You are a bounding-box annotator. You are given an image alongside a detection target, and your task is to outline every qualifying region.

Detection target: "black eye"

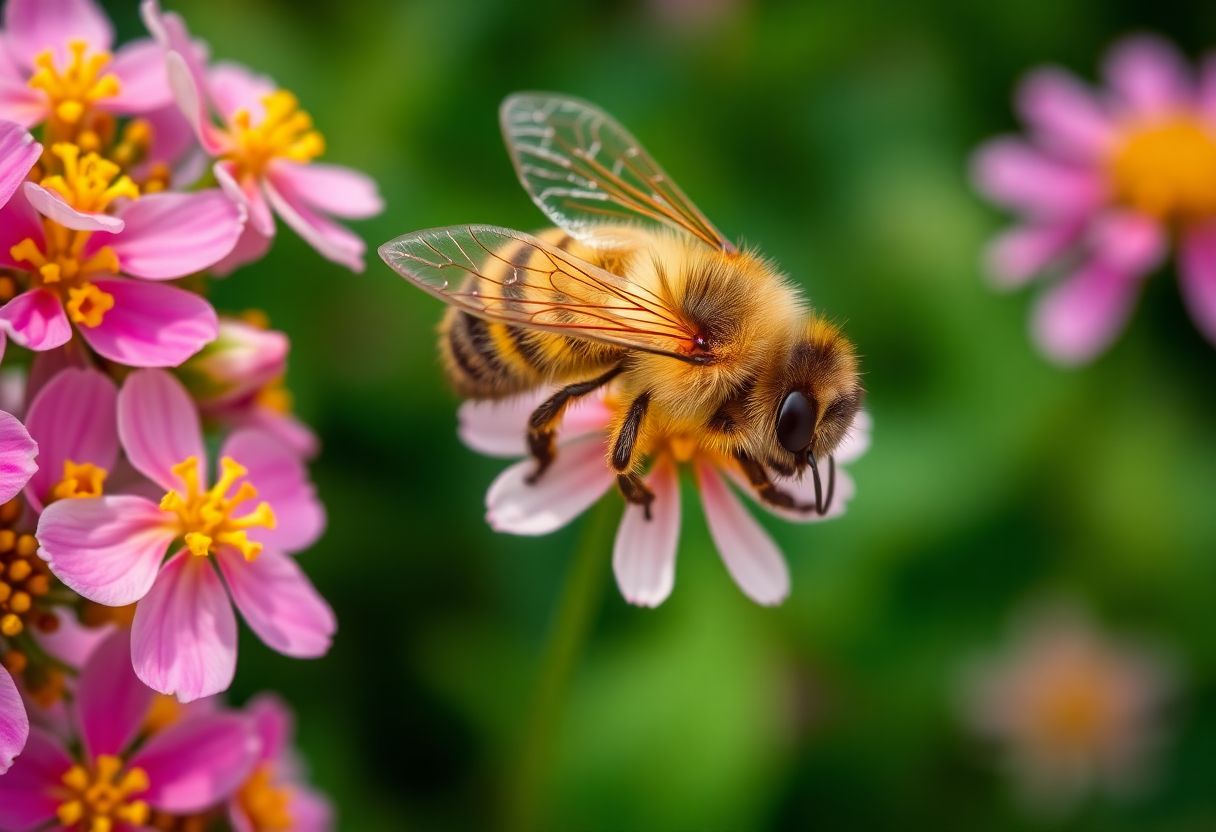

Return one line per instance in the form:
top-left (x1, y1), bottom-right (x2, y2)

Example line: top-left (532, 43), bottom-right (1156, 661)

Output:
top-left (776, 391), bottom-right (816, 453)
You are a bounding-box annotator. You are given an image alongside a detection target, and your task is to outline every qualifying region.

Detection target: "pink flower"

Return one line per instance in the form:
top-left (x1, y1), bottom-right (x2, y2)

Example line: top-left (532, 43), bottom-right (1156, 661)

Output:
top-left (960, 603), bottom-right (1176, 814)
top-left (229, 695), bottom-right (333, 832)
top-left (0, 407), bottom-right (37, 774)
top-left (0, 142), bottom-right (243, 366)
top-left (0, 119), bottom-right (40, 208)
top-left (36, 369), bottom-right (333, 702)
top-left (141, 1), bottom-right (383, 273)
top-left (0, 663), bottom-right (26, 775)
top-left (459, 388), bottom-right (871, 607)
top-left (0, 0), bottom-right (174, 129)
top-left (974, 35), bottom-right (1216, 364)
top-left (0, 630), bottom-right (260, 830)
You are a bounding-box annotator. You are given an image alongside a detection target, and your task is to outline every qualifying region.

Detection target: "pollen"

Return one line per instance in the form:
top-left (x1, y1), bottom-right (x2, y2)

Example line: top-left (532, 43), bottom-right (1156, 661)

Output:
top-left (236, 763), bottom-right (294, 831)
top-left (0, 502), bottom-right (55, 640)
top-left (65, 283), bottom-right (116, 328)
top-left (51, 460), bottom-right (108, 501)
top-left (1109, 115), bottom-right (1216, 223)
top-left (28, 39), bottom-right (121, 127)
top-left (160, 456), bottom-right (277, 561)
top-left (227, 89), bottom-right (325, 180)
top-left (57, 754), bottom-right (151, 832)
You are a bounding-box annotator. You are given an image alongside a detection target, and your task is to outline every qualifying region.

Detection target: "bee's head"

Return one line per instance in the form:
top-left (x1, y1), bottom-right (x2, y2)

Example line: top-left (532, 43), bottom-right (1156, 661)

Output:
top-left (762, 319), bottom-right (862, 473)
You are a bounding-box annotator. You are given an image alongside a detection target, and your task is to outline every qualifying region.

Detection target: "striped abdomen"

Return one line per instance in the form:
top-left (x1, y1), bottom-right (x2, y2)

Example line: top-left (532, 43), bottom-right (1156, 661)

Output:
top-left (439, 229), bottom-right (626, 399)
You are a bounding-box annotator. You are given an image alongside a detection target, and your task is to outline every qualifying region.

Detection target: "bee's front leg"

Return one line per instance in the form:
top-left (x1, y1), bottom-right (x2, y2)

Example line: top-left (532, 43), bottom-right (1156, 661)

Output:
top-left (611, 390), bottom-right (654, 520)
top-left (734, 451), bottom-right (819, 515)
top-left (525, 365), bottom-right (623, 484)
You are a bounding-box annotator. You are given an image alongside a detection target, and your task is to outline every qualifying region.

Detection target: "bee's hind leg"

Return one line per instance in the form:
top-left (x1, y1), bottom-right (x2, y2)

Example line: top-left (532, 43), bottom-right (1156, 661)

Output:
top-left (525, 365), bottom-right (623, 484)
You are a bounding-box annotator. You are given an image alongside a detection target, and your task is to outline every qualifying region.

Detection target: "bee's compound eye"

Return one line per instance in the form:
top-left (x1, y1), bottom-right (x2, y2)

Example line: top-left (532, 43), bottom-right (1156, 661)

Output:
top-left (776, 391), bottom-right (816, 454)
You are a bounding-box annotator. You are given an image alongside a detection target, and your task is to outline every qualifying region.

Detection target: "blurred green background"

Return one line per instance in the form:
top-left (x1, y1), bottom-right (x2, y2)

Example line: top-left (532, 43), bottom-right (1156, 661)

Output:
top-left (106, 1), bottom-right (1216, 829)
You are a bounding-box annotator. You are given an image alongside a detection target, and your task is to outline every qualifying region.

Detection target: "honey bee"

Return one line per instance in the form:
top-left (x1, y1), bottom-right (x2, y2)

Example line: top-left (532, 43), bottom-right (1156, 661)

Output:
top-left (380, 93), bottom-right (862, 517)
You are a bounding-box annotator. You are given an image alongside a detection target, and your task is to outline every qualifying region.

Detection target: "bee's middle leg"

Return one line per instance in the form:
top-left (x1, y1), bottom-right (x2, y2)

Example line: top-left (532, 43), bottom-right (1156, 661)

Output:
top-left (612, 391), bottom-right (654, 520)
top-left (526, 364), bottom-right (623, 484)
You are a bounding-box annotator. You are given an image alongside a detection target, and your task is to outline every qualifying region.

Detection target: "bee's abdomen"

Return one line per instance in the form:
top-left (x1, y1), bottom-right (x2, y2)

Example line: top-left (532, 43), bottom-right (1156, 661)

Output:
top-left (438, 230), bottom-right (620, 399)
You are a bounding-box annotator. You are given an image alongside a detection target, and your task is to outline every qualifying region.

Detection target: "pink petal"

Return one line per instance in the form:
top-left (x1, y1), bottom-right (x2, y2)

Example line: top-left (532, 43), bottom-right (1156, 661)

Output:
top-left (0, 289), bottom-right (71, 352)
top-left (23, 181), bottom-right (124, 232)
top-left (35, 610), bottom-right (112, 668)
top-left (245, 693), bottom-right (293, 763)
top-left (458, 389), bottom-right (611, 458)
top-left (486, 435), bottom-right (615, 535)
top-left (1016, 67), bottom-right (1115, 158)
top-left (984, 222), bottom-right (1080, 288)
top-left (835, 409), bottom-right (872, 464)
top-left (264, 176), bottom-right (366, 272)
top-left (1104, 35), bottom-right (1193, 117)
top-left (0, 68), bottom-right (46, 126)
top-left (37, 494), bottom-right (174, 605)
top-left (1180, 223), bottom-right (1216, 344)
top-left (23, 367), bottom-right (118, 513)
top-left (0, 120), bottom-right (40, 208)
top-left (1032, 260), bottom-right (1143, 365)
top-left (163, 49), bottom-right (227, 155)
top-left (118, 368), bottom-right (205, 490)
top-left (108, 37), bottom-right (173, 113)
top-left (209, 219), bottom-right (273, 276)
top-left (142, 102), bottom-right (197, 167)
top-left (972, 139), bottom-right (1105, 217)
top-left (130, 711), bottom-right (259, 812)
top-left (79, 277), bottom-right (218, 367)
top-left (696, 461), bottom-right (789, 605)
top-left (3, 0), bottom-right (113, 69)
top-left (268, 161), bottom-right (383, 220)
top-left (283, 787), bottom-right (334, 832)
top-left (215, 160), bottom-right (274, 236)
top-left (220, 429), bottom-right (324, 552)
top-left (1088, 210), bottom-right (1166, 274)
top-left (25, 345), bottom-right (91, 410)
top-left (0, 408), bottom-right (36, 504)
top-left (725, 462), bottom-right (856, 524)
top-left (97, 189), bottom-right (245, 278)
top-left (612, 456), bottom-right (680, 607)
top-left (0, 667), bottom-right (28, 775)
top-left (0, 183), bottom-right (43, 268)
top-left (131, 551), bottom-right (237, 702)
top-left (75, 630), bottom-right (154, 758)
top-left (214, 403), bottom-right (319, 460)
top-left (208, 61), bottom-right (276, 123)
top-left (0, 728), bottom-right (68, 830)
top-left (217, 546), bottom-right (335, 658)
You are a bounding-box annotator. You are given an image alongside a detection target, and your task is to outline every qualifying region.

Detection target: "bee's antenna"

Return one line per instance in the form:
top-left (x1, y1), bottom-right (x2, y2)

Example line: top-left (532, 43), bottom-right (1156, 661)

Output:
top-left (807, 452), bottom-right (824, 515)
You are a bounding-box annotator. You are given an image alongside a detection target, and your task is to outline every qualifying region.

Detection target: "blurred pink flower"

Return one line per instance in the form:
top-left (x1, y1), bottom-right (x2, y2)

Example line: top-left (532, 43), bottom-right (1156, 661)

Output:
top-left (0, 663), bottom-right (26, 775)
top-left (229, 695), bottom-right (333, 832)
top-left (459, 388), bottom-right (870, 607)
top-left (142, 0), bottom-right (384, 273)
top-left (0, 0), bottom-right (174, 129)
top-left (974, 35), bottom-right (1216, 364)
top-left (0, 631), bottom-right (259, 830)
top-left (960, 603), bottom-right (1175, 813)
top-left (0, 142), bottom-right (242, 366)
top-left (0, 119), bottom-right (40, 206)
top-left (37, 369), bottom-right (333, 702)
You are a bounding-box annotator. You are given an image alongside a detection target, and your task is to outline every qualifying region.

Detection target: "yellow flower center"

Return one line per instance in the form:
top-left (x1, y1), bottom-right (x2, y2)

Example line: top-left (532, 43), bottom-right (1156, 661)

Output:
top-left (227, 90), bottom-right (325, 180)
top-left (236, 763), bottom-right (294, 832)
top-left (28, 39), bottom-right (120, 127)
top-left (159, 456), bottom-right (276, 561)
top-left (56, 754), bottom-right (150, 832)
top-left (51, 459), bottom-right (108, 501)
top-left (142, 694), bottom-right (184, 736)
top-left (1109, 115), bottom-right (1216, 224)
top-left (0, 507), bottom-right (52, 639)
top-left (41, 143), bottom-right (139, 214)
top-left (1033, 663), bottom-right (1115, 753)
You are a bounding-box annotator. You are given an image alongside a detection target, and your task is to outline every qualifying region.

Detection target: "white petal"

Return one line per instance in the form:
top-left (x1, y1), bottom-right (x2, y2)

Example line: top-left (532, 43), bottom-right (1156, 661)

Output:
top-left (458, 387), bottom-right (613, 458)
top-left (697, 462), bottom-right (789, 605)
top-left (835, 409), bottom-right (872, 464)
top-left (612, 457), bottom-right (680, 607)
top-left (486, 436), bottom-right (614, 536)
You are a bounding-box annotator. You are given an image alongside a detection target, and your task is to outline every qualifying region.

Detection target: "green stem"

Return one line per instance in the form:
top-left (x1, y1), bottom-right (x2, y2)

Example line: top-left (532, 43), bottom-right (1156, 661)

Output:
top-left (502, 499), bottom-right (615, 832)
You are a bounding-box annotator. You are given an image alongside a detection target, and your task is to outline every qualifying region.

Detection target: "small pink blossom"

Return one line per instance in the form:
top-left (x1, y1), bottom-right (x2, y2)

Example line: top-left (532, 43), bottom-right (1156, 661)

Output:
top-left (960, 603), bottom-right (1176, 814)
top-left (974, 35), bottom-right (1216, 364)
top-left (0, 630), bottom-right (260, 830)
top-left (36, 369), bottom-right (333, 702)
top-left (460, 388), bottom-right (870, 607)
top-left (142, 0), bottom-right (383, 273)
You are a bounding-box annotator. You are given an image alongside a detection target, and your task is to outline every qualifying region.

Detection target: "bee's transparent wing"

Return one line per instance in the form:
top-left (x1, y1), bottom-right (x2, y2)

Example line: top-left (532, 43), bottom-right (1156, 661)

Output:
top-left (379, 225), bottom-right (699, 361)
top-left (500, 92), bottom-right (735, 253)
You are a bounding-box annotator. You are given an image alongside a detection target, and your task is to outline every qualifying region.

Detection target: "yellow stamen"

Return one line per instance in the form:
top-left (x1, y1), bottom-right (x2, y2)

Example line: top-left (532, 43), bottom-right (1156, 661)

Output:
top-left (0, 504), bottom-right (52, 640)
top-left (56, 755), bottom-right (150, 832)
top-left (227, 89), bottom-right (325, 180)
top-left (237, 763), bottom-right (294, 831)
top-left (1109, 115), bottom-right (1216, 224)
top-left (28, 40), bottom-right (120, 127)
top-left (65, 282), bottom-right (115, 328)
top-left (160, 456), bottom-right (276, 561)
top-left (40, 143), bottom-right (139, 213)
top-left (51, 460), bottom-right (108, 501)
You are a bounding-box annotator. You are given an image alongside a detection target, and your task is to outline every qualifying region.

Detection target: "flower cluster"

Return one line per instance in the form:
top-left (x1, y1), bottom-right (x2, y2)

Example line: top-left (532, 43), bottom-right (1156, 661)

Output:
top-left (0, 0), bottom-right (381, 825)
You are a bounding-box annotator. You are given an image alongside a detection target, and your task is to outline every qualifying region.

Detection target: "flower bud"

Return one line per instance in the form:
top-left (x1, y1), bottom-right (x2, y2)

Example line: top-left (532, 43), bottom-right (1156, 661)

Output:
top-left (177, 316), bottom-right (289, 407)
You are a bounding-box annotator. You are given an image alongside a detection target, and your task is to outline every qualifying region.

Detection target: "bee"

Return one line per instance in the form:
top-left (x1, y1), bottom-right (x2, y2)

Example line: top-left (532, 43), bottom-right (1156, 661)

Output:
top-left (380, 93), bottom-right (862, 518)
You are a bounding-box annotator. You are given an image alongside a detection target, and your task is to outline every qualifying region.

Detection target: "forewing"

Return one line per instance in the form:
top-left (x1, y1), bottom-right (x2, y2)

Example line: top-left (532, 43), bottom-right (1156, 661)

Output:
top-left (379, 225), bottom-right (699, 360)
top-left (501, 93), bottom-right (735, 253)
